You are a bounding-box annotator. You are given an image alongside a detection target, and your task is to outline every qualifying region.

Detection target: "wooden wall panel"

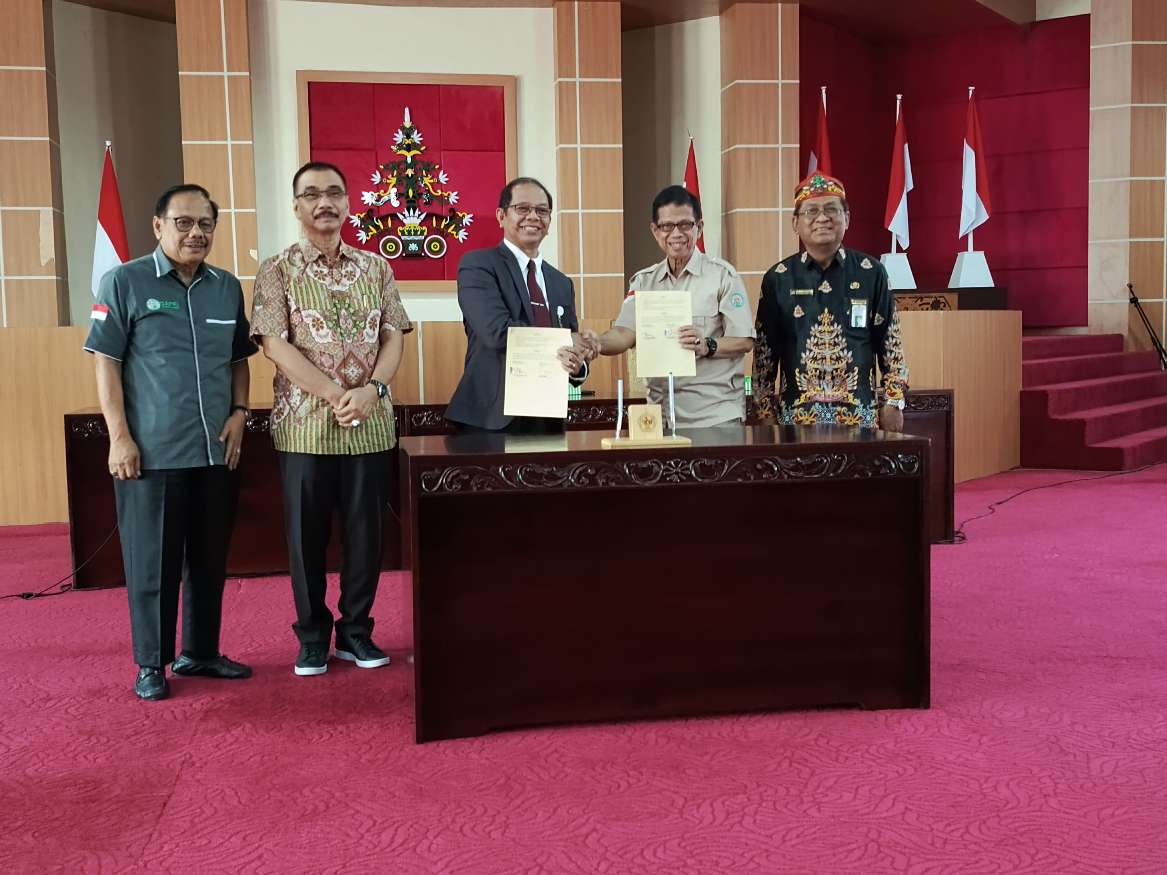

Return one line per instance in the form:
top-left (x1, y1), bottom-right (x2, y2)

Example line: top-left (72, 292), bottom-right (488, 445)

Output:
top-left (174, 0), bottom-right (223, 71)
top-left (421, 321), bottom-right (470, 404)
top-left (555, 1), bottom-right (623, 329)
top-left (0, 328), bottom-right (97, 524)
top-left (176, 0), bottom-right (258, 285)
top-left (0, 70), bottom-right (51, 138)
top-left (720, 3), bottom-right (779, 82)
top-left (0, 0), bottom-right (66, 326)
top-left (391, 326), bottom-right (421, 404)
top-left (721, 2), bottom-right (794, 291)
top-left (576, 1), bottom-right (621, 78)
top-left (579, 147), bottom-right (623, 210)
top-left (723, 148), bottom-right (780, 211)
top-left (900, 310), bottom-right (1022, 482)
top-left (1088, 0), bottom-right (1167, 348)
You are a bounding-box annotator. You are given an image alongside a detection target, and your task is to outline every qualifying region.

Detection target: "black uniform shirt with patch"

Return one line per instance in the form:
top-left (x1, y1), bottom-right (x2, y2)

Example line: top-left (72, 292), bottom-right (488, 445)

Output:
top-left (84, 246), bottom-right (257, 469)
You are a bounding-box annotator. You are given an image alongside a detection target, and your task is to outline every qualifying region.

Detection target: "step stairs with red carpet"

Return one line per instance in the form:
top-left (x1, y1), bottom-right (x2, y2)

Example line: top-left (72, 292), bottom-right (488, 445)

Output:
top-left (1021, 334), bottom-right (1167, 469)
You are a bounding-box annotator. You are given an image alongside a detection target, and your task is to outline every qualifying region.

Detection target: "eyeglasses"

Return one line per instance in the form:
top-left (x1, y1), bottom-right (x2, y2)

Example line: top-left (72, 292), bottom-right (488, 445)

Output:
top-left (295, 187), bottom-right (348, 203)
top-left (508, 204), bottom-right (552, 220)
top-left (797, 205), bottom-right (845, 220)
top-left (654, 220), bottom-right (699, 234)
top-left (165, 216), bottom-right (217, 233)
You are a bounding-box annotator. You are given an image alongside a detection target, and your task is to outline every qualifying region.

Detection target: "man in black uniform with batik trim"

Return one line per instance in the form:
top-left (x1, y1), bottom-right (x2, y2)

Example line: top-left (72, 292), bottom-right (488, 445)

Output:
top-left (753, 172), bottom-right (909, 429)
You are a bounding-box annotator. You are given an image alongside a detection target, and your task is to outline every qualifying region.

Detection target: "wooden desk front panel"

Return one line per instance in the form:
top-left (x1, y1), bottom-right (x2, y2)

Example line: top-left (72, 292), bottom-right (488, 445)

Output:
top-left (401, 428), bottom-right (932, 742)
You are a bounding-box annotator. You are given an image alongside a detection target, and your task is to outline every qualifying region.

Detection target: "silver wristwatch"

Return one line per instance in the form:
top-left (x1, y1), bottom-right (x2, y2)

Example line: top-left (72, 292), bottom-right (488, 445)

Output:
top-left (883, 397), bottom-right (905, 410)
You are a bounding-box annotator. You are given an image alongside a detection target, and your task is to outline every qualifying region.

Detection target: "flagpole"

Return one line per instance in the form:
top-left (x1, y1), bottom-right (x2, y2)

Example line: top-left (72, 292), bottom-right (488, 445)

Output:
top-left (890, 94), bottom-right (903, 255)
top-left (967, 86), bottom-right (976, 253)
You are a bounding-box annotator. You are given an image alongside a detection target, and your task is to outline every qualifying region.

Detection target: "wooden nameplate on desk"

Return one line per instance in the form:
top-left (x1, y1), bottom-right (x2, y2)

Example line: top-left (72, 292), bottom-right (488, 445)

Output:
top-left (601, 435), bottom-right (692, 449)
top-left (601, 402), bottom-right (691, 449)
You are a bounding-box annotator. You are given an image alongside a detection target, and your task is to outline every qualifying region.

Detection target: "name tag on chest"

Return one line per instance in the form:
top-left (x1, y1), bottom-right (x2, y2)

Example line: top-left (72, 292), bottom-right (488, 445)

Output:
top-left (850, 299), bottom-right (868, 328)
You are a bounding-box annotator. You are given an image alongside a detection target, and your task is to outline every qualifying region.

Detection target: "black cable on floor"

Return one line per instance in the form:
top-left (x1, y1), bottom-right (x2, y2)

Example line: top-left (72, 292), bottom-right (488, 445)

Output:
top-left (951, 461), bottom-right (1164, 544)
top-left (0, 525), bottom-right (119, 601)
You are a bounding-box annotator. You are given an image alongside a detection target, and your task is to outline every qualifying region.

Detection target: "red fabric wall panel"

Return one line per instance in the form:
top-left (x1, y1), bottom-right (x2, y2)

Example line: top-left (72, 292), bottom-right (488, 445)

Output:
top-left (306, 80), bottom-right (508, 281)
top-left (308, 83), bottom-right (374, 149)
top-left (798, 15), bottom-right (1089, 326)
top-left (440, 85), bottom-right (506, 151)
top-left (438, 151), bottom-right (506, 279)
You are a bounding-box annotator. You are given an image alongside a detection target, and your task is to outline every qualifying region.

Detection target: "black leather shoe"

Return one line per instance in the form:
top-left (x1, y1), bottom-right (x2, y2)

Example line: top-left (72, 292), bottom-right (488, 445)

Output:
top-left (171, 653), bottom-right (253, 679)
top-left (135, 667), bottom-right (169, 701)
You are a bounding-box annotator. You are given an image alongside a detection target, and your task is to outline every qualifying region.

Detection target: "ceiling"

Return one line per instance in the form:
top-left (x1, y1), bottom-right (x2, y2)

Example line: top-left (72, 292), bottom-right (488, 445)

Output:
top-left (62, 0), bottom-right (1031, 37)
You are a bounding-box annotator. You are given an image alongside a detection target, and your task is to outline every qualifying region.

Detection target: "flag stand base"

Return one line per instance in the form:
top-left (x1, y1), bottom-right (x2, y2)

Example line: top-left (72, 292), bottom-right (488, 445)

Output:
top-left (948, 250), bottom-right (994, 288)
top-left (879, 252), bottom-right (917, 290)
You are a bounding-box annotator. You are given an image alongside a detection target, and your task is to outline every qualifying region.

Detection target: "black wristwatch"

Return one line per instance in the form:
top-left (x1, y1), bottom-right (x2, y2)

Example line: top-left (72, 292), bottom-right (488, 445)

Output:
top-left (230, 404), bottom-right (249, 417)
top-left (704, 337), bottom-right (718, 358)
top-left (369, 378), bottom-right (388, 399)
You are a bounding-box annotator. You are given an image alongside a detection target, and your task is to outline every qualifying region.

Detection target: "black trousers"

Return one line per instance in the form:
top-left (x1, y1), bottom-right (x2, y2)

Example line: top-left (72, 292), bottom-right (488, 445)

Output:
top-left (113, 466), bottom-right (237, 667)
top-left (277, 451), bottom-right (391, 646)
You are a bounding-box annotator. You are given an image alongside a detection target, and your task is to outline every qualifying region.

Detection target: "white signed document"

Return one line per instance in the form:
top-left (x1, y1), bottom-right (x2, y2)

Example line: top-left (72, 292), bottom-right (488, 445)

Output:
top-left (635, 289), bottom-right (697, 378)
top-left (503, 326), bottom-right (572, 419)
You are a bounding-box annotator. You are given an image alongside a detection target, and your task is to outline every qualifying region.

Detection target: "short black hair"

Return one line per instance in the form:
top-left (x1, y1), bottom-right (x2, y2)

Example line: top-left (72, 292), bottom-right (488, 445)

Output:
top-left (498, 177), bottom-right (553, 212)
top-left (154, 184), bottom-right (218, 221)
top-left (293, 161), bottom-right (347, 194)
top-left (652, 185), bottom-right (702, 224)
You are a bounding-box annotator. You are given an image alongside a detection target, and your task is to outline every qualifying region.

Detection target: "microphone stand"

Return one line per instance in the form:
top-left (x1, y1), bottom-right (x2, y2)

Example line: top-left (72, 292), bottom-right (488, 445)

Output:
top-left (1128, 283), bottom-right (1167, 371)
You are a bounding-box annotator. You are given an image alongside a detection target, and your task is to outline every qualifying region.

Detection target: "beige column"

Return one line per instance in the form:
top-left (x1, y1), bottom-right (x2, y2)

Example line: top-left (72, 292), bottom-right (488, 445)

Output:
top-left (0, 0), bottom-right (67, 326)
top-left (1089, 0), bottom-right (1167, 349)
top-left (554, 1), bottom-right (625, 322)
top-left (175, 0), bottom-right (259, 304)
top-left (719, 2), bottom-right (799, 317)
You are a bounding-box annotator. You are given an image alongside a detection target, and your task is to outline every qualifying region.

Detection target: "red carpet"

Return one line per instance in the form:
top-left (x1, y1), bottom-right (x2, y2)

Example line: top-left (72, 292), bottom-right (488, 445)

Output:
top-left (1021, 333), bottom-right (1167, 469)
top-left (2, 466), bottom-right (1167, 872)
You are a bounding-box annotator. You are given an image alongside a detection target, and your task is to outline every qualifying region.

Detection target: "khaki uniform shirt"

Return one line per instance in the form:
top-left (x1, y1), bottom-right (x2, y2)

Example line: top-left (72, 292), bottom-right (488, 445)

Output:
top-left (250, 240), bottom-right (413, 455)
top-left (615, 251), bottom-right (755, 427)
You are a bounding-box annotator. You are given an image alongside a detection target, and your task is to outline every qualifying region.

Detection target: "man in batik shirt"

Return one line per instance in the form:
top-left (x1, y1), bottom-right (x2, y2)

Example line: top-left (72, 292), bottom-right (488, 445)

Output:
top-left (251, 161), bottom-right (412, 677)
top-left (753, 172), bottom-right (909, 429)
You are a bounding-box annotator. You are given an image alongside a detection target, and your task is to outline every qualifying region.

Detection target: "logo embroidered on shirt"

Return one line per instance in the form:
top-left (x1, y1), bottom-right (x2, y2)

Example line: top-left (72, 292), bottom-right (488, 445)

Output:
top-left (818, 281), bottom-right (832, 293)
top-left (146, 298), bottom-right (179, 311)
top-left (776, 263), bottom-right (788, 273)
top-left (729, 291), bottom-right (746, 309)
top-left (860, 258), bottom-right (873, 269)
top-left (793, 305), bottom-right (805, 318)
top-left (850, 281), bottom-right (860, 289)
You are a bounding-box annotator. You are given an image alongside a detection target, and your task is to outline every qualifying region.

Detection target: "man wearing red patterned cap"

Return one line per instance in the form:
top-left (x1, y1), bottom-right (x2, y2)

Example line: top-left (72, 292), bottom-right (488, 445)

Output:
top-left (753, 172), bottom-right (909, 429)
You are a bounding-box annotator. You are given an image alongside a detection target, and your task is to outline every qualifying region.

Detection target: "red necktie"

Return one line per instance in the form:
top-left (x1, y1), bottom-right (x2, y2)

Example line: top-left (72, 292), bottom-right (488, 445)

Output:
top-left (526, 260), bottom-right (552, 328)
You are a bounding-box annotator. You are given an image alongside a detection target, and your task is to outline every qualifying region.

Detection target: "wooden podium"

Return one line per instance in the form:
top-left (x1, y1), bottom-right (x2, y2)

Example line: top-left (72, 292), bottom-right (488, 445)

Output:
top-left (400, 426), bottom-right (932, 742)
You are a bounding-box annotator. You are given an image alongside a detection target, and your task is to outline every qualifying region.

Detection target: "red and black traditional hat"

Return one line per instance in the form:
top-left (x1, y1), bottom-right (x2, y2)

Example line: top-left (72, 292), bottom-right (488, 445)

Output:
top-left (793, 172), bottom-right (846, 208)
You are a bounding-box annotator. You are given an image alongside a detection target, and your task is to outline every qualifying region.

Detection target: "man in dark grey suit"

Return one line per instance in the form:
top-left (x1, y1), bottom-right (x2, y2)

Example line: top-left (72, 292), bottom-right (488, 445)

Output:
top-left (447, 177), bottom-right (591, 433)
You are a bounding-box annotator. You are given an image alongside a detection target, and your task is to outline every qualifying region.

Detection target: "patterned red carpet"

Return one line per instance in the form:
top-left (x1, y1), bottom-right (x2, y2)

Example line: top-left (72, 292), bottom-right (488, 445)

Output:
top-left (2, 466), bottom-right (1166, 873)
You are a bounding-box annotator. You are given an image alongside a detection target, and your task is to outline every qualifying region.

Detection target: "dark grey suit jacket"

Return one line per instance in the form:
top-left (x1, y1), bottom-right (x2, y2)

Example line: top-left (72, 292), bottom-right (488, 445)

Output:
top-left (447, 243), bottom-right (582, 430)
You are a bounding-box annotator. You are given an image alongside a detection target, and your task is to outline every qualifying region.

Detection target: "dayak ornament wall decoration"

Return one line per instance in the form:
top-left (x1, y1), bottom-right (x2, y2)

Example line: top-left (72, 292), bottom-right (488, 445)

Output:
top-left (350, 107), bottom-right (473, 262)
top-left (304, 77), bottom-right (512, 285)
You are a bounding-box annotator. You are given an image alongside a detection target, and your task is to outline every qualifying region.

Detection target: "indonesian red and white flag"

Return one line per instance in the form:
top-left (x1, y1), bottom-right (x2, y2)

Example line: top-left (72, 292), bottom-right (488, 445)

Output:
top-left (884, 97), bottom-right (913, 249)
top-left (91, 144), bottom-right (130, 297)
top-left (682, 137), bottom-right (705, 253)
top-left (806, 86), bottom-right (832, 177)
top-left (959, 88), bottom-right (992, 239)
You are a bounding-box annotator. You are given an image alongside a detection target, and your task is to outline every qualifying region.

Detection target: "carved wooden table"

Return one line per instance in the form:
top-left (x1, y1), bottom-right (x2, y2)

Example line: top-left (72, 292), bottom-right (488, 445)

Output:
top-left (399, 426), bottom-right (932, 742)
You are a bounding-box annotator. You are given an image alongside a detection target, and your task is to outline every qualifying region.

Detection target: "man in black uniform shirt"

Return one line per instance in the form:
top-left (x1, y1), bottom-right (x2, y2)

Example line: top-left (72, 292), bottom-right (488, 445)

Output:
top-left (753, 172), bottom-right (909, 429)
